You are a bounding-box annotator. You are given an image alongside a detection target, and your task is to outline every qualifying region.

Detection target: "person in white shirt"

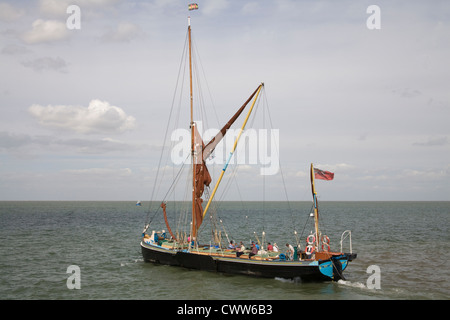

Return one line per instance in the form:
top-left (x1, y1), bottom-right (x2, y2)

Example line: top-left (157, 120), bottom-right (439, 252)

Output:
top-left (286, 243), bottom-right (295, 260)
top-left (273, 243), bottom-right (279, 252)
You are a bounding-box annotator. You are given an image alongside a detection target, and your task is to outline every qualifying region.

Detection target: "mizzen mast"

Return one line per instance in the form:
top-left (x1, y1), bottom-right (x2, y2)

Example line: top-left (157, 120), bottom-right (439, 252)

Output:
top-left (310, 163), bottom-right (320, 249)
top-left (310, 164), bottom-right (335, 250)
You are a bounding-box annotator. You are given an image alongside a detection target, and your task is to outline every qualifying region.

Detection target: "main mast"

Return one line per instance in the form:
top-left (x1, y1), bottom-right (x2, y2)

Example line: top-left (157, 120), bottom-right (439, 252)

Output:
top-left (188, 16), bottom-right (196, 244)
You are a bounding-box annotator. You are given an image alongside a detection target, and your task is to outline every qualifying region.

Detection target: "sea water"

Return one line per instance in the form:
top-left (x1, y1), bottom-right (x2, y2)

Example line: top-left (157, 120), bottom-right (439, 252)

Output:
top-left (0, 201), bottom-right (449, 300)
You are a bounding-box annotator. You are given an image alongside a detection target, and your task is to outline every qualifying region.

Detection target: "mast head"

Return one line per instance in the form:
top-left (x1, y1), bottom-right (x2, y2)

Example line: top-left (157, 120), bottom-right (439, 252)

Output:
top-left (188, 16), bottom-right (191, 26)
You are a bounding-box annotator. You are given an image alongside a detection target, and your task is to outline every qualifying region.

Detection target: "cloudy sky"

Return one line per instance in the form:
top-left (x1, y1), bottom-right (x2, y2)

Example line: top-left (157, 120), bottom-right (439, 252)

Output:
top-left (0, 0), bottom-right (449, 201)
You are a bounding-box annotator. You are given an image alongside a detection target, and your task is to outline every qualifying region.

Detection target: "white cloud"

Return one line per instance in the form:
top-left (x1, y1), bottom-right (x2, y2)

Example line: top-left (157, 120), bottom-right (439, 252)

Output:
top-left (294, 163), bottom-right (355, 179)
top-left (63, 167), bottom-right (132, 177)
top-left (21, 56), bottom-right (68, 73)
top-left (64, 137), bottom-right (143, 154)
top-left (1, 44), bottom-right (32, 55)
top-left (38, 0), bottom-right (120, 17)
top-left (0, 2), bottom-right (24, 21)
top-left (100, 22), bottom-right (142, 42)
top-left (0, 130), bottom-right (145, 158)
top-left (0, 131), bottom-right (31, 149)
top-left (28, 99), bottom-right (136, 134)
top-left (295, 170), bottom-right (308, 178)
top-left (21, 19), bottom-right (70, 44)
top-left (413, 136), bottom-right (449, 147)
top-left (241, 2), bottom-right (260, 15)
top-left (38, 0), bottom-right (69, 17)
top-left (202, 0), bottom-right (230, 16)
top-left (316, 163), bottom-right (356, 172)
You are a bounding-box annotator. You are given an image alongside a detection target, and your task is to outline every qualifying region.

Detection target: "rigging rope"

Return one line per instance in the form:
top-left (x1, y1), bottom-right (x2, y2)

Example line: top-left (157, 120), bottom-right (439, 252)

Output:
top-left (261, 88), bottom-right (299, 243)
top-left (144, 30), bottom-right (190, 229)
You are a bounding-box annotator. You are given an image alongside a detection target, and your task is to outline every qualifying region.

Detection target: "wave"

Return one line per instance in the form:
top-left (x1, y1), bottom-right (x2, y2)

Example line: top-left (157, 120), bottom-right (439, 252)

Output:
top-left (337, 279), bottom-right (367, 289)
top-left (274, 277), bottom-right (302, 284)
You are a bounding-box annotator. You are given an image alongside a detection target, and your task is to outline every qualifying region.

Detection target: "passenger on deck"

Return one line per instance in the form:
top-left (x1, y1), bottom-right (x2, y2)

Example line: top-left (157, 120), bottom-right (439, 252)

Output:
top-left (248, 243), bottom-right (258, 259)
top-left (228, 240), bottom-right (235, 250)
top-left (267, 242), bottom-right (273, 251)
top-left (273, 243), bottom-right (279, 252)
top-left (236, 241), bottom-right (245, 257)
top-left (286, 243), bottom-right (295, 260)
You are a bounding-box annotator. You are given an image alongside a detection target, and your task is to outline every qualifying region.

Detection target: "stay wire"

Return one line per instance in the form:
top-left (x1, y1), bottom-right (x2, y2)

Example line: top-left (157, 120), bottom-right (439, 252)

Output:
top-left (145, 30), bottom-right (189, 227)
top-left (261, 87), bottom-right (297, 238)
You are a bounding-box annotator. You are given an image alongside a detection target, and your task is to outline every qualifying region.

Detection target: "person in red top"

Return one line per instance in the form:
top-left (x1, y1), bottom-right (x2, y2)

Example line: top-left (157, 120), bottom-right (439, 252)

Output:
top-left (267, 242), bottom-right (273, 251)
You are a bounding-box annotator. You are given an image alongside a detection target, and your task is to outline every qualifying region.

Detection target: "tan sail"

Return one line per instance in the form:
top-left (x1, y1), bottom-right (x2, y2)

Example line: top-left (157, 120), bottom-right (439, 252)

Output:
top-left (192, 124), bottom-right (212, 237)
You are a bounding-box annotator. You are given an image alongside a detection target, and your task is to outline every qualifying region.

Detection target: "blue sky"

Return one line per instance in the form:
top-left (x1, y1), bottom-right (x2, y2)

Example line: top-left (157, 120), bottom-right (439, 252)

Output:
top-left (0, 0), bottom-right (449, 201)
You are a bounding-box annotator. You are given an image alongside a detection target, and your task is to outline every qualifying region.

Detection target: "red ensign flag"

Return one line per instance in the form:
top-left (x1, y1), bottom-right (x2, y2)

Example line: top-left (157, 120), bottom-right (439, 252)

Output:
top-left (314, 168), bottom-right (334, 181)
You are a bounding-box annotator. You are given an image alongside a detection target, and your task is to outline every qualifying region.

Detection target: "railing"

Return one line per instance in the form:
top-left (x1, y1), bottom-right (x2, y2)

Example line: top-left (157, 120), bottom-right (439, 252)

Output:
top-left (340, 230), bottom-right (352, 254)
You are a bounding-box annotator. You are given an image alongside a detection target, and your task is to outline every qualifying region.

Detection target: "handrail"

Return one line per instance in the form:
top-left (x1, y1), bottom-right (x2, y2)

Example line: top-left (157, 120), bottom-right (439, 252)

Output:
top-left (340, 230), bottom-right (352, 253)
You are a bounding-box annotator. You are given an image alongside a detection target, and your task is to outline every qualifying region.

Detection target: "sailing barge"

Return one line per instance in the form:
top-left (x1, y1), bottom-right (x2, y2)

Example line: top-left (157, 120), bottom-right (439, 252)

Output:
top-left (141, 10), bottom-right (356, 281)
top-left (141, 164), bottom-right (357, 281)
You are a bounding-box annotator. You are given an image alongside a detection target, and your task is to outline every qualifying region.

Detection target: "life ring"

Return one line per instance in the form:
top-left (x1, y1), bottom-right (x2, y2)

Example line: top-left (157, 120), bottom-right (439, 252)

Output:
top-left (306, 234), bottom-right (315, 245)
top-left (322, 235), bottom-right (330, 251)
top-left (306, 245), bottom-right (315, 255)
top-left (321, 235), bottom-right (330, 251)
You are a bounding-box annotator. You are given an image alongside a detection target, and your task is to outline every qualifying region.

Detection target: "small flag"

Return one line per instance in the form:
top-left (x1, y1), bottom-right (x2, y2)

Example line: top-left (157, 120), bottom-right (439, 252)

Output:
top-left (314, 168), bottom-right (334, 181)
top-left (189, 3), bottom-right (198, 11)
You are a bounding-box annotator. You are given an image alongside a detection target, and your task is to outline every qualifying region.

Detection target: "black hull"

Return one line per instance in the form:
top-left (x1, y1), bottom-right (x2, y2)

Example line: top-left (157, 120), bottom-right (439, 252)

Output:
top-left (141, 242), bottom-right (348, 281)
